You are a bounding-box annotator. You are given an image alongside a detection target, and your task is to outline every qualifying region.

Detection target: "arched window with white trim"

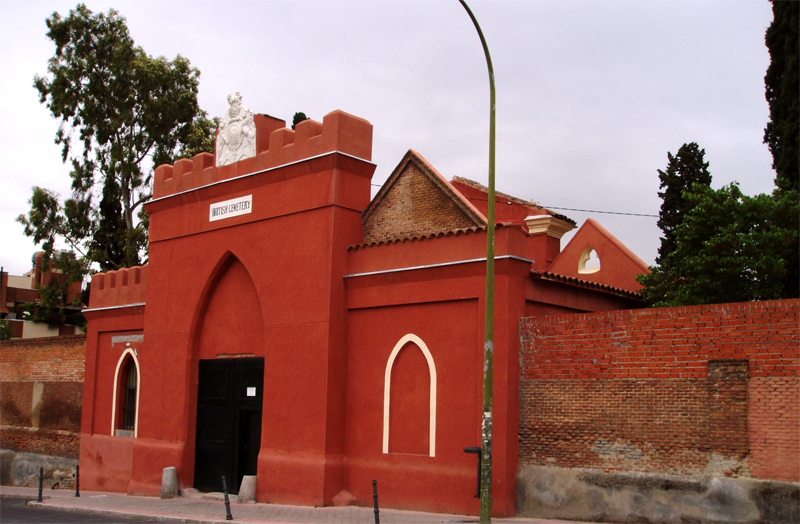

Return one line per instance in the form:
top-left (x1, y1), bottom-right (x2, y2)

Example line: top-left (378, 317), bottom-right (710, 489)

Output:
top-left (383, 334), bottom-right (437, 457)
top-left (112, 346), bottom-right (140, 438)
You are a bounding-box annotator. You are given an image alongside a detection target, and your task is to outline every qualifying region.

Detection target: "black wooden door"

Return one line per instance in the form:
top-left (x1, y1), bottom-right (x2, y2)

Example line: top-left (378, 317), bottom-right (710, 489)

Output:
top-left (194, 358), bottom-right (264, 493)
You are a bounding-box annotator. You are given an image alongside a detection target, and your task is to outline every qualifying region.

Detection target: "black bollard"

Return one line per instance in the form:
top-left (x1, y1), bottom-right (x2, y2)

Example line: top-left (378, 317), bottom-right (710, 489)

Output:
top-left (463, 446), bottom-right (481, 498)
top-left (75, 464), bottom-right (80, 497)
top-left (37, 467), bottom-right (43, 502)
top-left (372, 479), bottom-right (380, 524)
top-left (222, 475), bottom-right (233, 521)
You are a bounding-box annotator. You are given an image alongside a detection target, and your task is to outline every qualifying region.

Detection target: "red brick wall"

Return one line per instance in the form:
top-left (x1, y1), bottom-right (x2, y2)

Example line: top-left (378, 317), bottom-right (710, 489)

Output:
top-left (1, 427), bottom-right (81, 458)
top-left (749, 377), bottom-right (800, 480)
top-left (519, 300), bottom-right (799, 481)
top-left (1, 381), bottom-right (33, 428)
top-left (0, 335), bottom-right (86, 458)
top-left (1, 335), bottom-right (86, 382)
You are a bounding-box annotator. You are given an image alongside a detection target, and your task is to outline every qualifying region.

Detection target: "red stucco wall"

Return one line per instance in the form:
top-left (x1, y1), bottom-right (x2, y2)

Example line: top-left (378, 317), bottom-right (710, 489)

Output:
top-left (546, 218), bottom-right (649, 293)
top-left (78, 108), bottom-right (648, 518)
top-left (80, 111), bottom-right (377, 504)
top-left (345, 299), bottom-right (484, 514)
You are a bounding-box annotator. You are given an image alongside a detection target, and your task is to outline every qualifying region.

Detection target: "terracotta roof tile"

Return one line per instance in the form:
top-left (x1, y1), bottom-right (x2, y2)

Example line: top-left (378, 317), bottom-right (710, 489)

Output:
top-left (451, 176), bottom-right (576, 226)
top-left (532, 270), bottom-right (644, 301)
top-left (349, 225), bottom-right (487, 250)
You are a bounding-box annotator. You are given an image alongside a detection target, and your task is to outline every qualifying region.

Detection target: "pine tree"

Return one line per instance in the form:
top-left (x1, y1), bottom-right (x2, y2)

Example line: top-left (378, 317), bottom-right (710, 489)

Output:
top-left (764, 0), bottom-right (799, 297)
top-left (654, 143), bottom-right (712, 265)
top-left (764, 0), bottom-right (799, 193)
top-left (639, 2), bottom-right (800, 305)
top-left (292, 112), bottom-right (309, 130)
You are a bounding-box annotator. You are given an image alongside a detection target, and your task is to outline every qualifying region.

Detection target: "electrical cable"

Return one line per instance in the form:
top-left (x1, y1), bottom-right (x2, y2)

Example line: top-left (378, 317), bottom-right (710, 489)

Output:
top-left (539, 206), bottom-right (658, 218)
top-left (370, 183), bottom-right (657, 217)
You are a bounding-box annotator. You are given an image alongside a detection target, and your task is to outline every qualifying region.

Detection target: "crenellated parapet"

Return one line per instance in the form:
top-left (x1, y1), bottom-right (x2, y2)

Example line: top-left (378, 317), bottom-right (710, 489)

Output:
top-left (89, 265), bottom-right (148, 309)
top-left (153, 110), bottom-right (373, 199)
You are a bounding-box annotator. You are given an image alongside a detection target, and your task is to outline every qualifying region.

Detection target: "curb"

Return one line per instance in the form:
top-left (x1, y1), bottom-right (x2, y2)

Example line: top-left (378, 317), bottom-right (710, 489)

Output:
top-left (26, 500), bottom-right (262, 524)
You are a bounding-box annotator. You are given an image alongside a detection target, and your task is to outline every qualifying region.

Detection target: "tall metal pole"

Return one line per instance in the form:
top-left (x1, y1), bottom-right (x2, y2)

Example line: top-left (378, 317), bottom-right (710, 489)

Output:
top-left (457, 2), bottom-right (496, 522)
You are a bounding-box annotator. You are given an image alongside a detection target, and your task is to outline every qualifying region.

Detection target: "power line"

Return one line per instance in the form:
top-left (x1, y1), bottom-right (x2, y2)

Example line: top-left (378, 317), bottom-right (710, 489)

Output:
top-left (540, 206), bottom-right (658, 218)
top-left (370, 182), bottom-right (657, 217)
top-left (463, 196), bottom-right (658, 217)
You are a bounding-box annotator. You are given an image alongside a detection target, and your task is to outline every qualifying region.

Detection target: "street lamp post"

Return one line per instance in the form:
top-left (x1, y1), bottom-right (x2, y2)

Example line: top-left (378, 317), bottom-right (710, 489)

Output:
top-left (456, 1), bottom-right (496, 522)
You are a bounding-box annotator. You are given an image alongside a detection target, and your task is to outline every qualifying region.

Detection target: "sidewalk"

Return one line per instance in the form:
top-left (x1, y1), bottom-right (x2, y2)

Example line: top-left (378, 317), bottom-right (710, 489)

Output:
top-left (0, 486), bottom-right (595, 524)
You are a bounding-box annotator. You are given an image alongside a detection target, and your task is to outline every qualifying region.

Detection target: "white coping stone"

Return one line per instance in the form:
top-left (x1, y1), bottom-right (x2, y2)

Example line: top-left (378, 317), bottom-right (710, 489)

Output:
top-left (238, 475), bottom-right (257, 503)
top-left (161, 467), bottom-right (179, 499)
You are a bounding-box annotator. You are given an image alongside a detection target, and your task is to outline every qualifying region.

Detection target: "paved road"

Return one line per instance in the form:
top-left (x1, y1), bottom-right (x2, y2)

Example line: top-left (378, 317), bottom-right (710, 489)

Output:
top-left (0, 496), bottom-right (162, 524)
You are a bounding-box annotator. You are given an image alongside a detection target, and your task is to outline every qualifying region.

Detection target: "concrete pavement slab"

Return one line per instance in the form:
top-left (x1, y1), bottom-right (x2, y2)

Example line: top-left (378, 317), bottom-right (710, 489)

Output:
top-left (0, 486), bottom-right (599, 524)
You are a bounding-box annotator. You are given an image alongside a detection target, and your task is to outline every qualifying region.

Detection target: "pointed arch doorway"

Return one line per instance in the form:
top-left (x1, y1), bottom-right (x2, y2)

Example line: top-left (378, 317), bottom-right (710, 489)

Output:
top-left (194, 357), bottom-right (264, 494)
top-left (192, 255), bottom-right (266, 494)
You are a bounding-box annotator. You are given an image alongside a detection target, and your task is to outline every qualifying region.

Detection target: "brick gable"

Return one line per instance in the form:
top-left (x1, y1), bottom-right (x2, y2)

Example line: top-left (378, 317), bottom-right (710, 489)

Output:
top-left (363, 150), bottom-right (484, 244)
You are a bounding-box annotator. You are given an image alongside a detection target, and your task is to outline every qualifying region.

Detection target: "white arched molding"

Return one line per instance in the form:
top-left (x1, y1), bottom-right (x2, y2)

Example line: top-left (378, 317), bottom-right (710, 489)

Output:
top-left (578, 245), bottom-right (601, 274)
top-left (382, 334), bottom-right (437, 457)
top-left (111, 346), bottom-right (141, 438)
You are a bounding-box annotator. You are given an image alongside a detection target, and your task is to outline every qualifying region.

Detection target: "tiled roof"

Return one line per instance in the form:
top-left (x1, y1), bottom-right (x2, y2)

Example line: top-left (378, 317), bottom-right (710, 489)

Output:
top-left (451, 176), bottom-right (576, 226)
top-left (531, 270), bottom-right (644, 300)
top-left (349, 226), bottom-right (487, 251)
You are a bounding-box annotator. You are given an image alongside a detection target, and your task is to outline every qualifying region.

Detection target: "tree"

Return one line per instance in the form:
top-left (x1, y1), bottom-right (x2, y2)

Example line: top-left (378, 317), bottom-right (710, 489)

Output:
top-left (0, 319), bottom-right (12, 341)
top-left (292, 112), bottom-right (309, 130)
top-left (19, 4), bottom-right (213, 276)
top-left (640, 3), bottom-right (799, 306)
top-left (764, 0), bottom-right (799, 193)
top-left (639, 183), bottom-right (796, 306)
top-left (764, 0), bottom-right (799, 296)
top-left (178, 112), bottom-right (220, 159)
top-left (33, 251), bottom-right (87, 329)
top-left (654, 143), bottom-right (712, 265)
top-left (772, 188), bottom-right (799, 297)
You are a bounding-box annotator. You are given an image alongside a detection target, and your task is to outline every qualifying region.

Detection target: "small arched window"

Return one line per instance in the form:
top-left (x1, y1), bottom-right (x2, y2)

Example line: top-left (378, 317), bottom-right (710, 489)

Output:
top-left (578, 246), bottom-right (601, 274)
top-left (112, 347), bottom-right (140, 437)
top-left (121, 359), bottom-right (137, 431)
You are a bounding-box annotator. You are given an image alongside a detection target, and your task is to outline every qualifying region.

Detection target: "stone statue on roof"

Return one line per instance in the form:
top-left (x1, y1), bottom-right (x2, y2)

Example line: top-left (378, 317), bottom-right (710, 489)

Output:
top-left (216, 92), bottom-right (256, 166)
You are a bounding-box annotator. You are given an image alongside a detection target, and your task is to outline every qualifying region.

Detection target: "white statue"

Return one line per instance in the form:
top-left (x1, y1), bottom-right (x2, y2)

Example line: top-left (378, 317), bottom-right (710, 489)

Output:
top-left (216, 93), bottom-right (256, 166)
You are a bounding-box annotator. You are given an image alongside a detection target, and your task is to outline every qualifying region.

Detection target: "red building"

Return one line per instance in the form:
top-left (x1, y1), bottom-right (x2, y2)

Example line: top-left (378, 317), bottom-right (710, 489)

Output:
top-left (1, 251), bottom-right (84, 339)
top-left (80, 106), bottom-right (647, 516)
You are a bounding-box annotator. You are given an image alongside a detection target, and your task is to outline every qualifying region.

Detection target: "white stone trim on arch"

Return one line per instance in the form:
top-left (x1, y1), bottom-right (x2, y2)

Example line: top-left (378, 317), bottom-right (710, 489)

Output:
top-left (382, 334), bottom-right (437, 457)
top-left (111, 345), bottom-right (141, 438)
top-left (578, 245), bottom-right (601, 274)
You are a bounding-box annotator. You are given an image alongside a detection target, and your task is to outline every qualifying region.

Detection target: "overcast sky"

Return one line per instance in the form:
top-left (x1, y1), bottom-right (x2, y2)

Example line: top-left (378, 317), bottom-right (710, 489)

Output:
top-left (1, 0), bottom-right (776, 276)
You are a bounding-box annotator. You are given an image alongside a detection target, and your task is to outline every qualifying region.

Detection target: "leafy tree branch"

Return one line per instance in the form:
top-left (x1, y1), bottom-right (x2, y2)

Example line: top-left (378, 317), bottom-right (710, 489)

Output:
top-left (21, 4), bottom-right (215, 279)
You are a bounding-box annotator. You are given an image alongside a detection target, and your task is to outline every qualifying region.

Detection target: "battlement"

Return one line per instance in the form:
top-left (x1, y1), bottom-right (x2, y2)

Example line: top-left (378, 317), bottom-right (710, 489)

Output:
top-left (153, 110), bottom-right (373, 199)
top-left (89, 265), bottom-right (148, 309)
